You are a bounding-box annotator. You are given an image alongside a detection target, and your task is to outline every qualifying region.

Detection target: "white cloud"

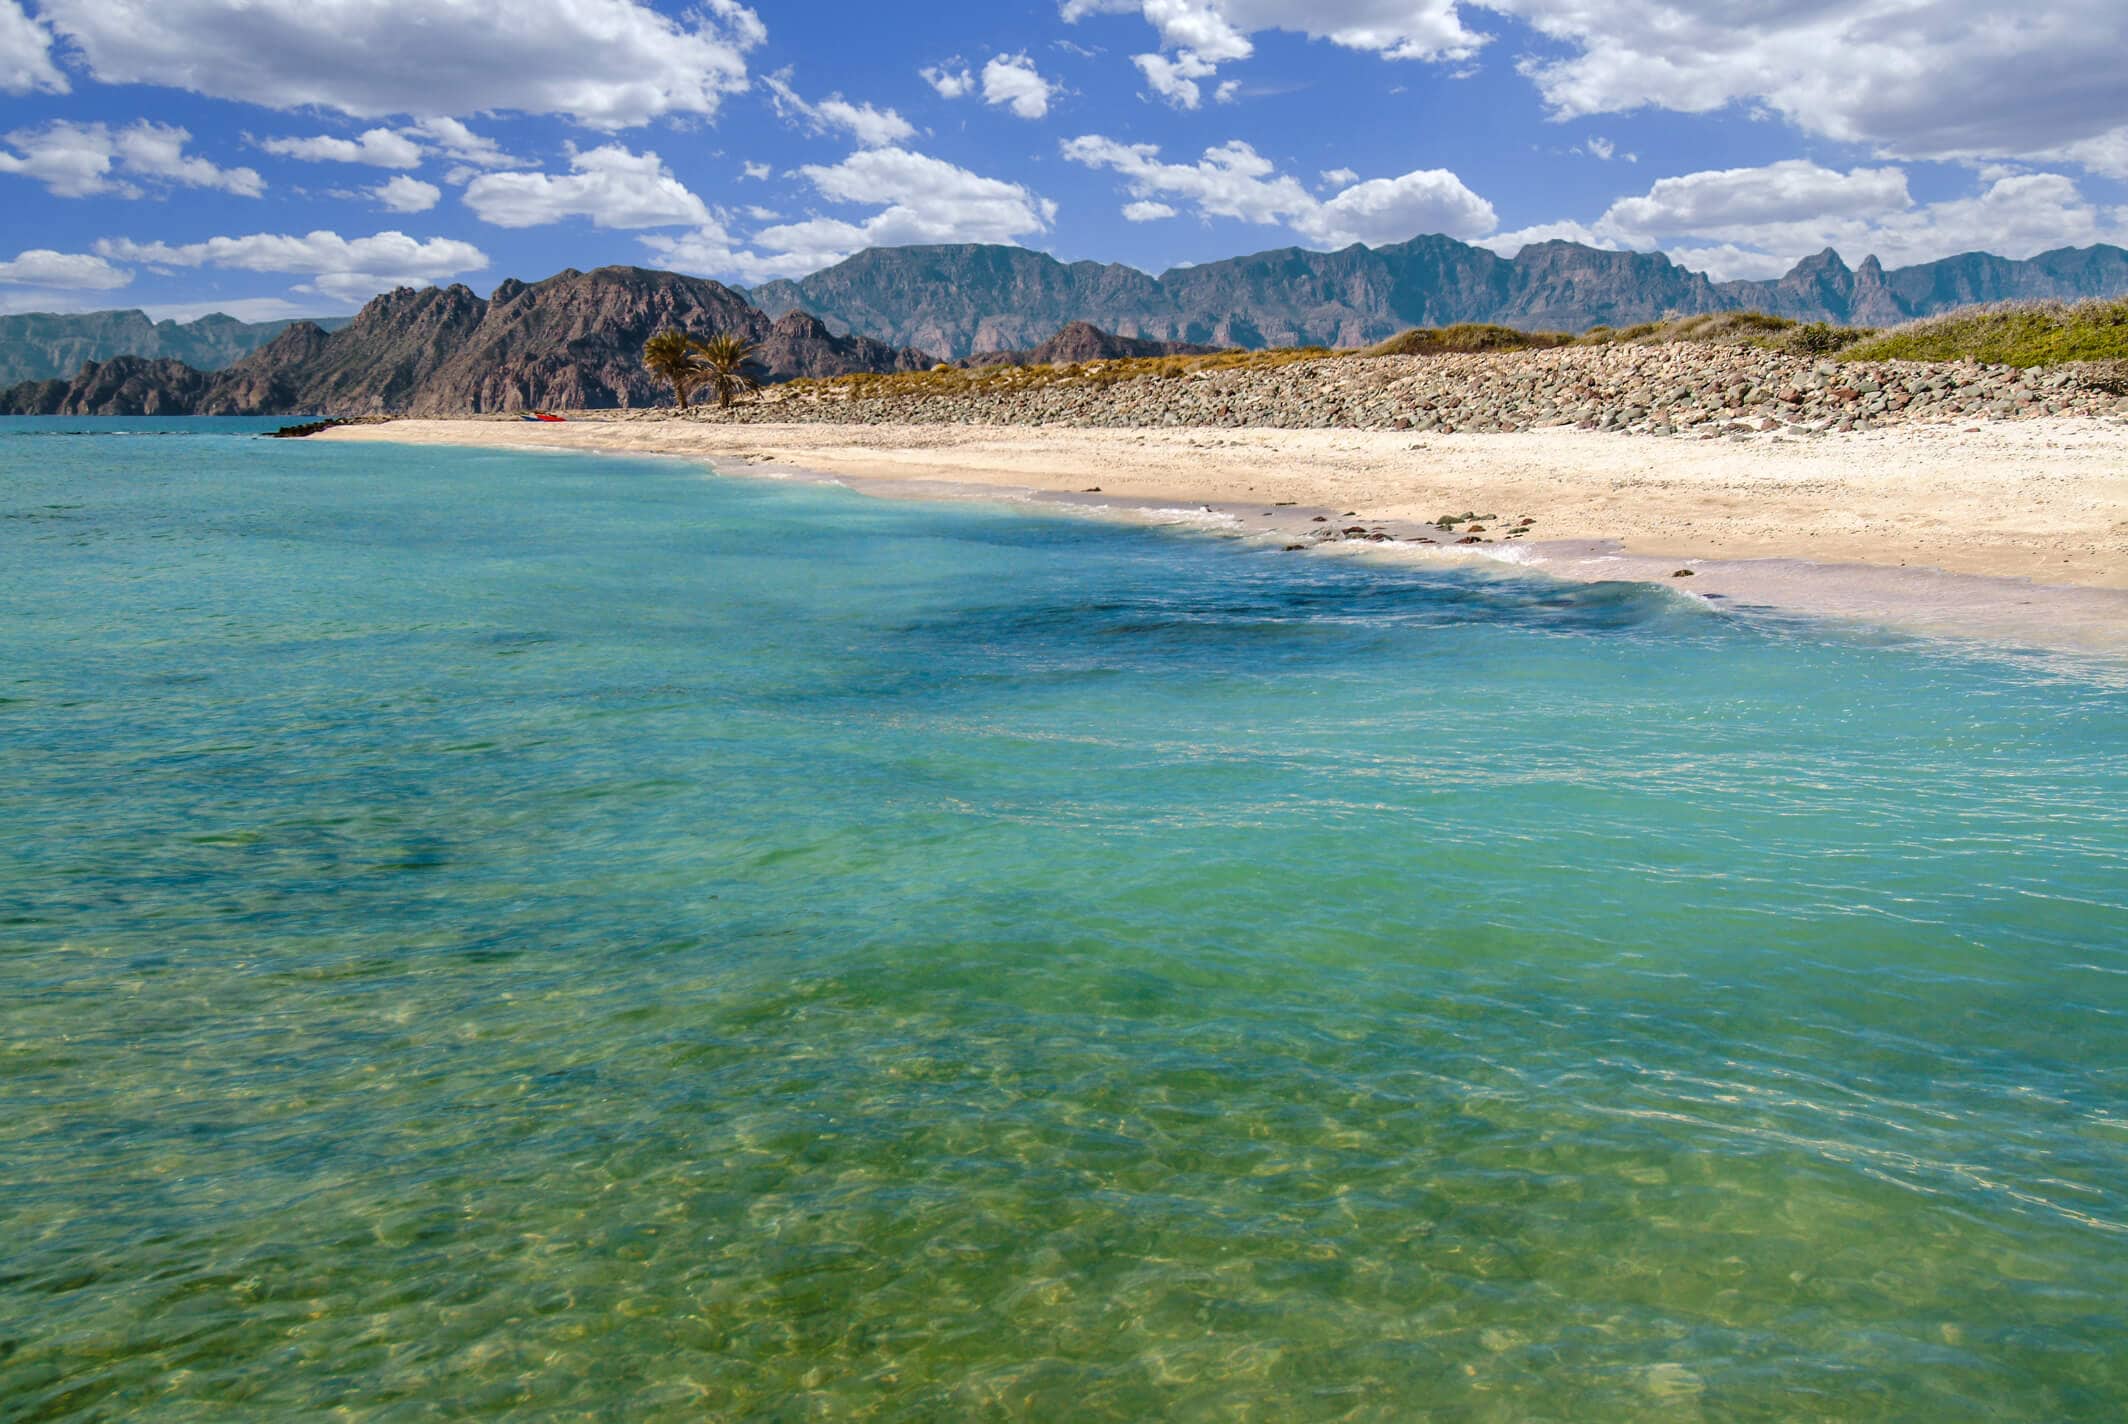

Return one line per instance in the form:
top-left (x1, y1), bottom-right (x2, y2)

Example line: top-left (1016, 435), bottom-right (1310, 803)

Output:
top-left (0, 248), bottom-right (132, 289)
top-left (982, 53), bottom-right (1059, 119)
top-left (763, 69), bottom-right (917, 148)
top-left (1583, 136), bottom-right (1613, 160)
top-left (1067, 2), bottom-right (2128, 173)
top-left (1506, 160), bottom-right (2128, 279)
top-left (115, 122), bottom-right (266, 196)
top-left (1132, 50), bottom-right (1218, 109)
top-left (373, 175), bottom-right (440, 213)
top-left (1311, 169), bottom-right (1498, 245)
top-left (922, 62), bottom-right (975, 99)
top-left (742, 160), bottom-right (772, 180)
top-left (406, 118), bottom-right (515, 169)
top-left (2040, 126), bottom-right (2128, 181)
top-left (1071, 1), bottom-right (1485, 109)
top-left (141, 296), bottom-right (320, 322)
top-left (1319, 167), bottom-right (1359, 187)
top-left (36, 0), bottom-right (766, 129)
top-left (1660, 244), bottom-right (1795, 282)
top-left (1498, 0), bottom-right (2128, 171)
top-left (1474, 219), bottom-right (1615, 256)
top-left (646, 146), bottom-right (1056, 285)
top-left (0, 120), bottom-right (262, 198)
top-left (97, 228), bottom-right (489, 303)
top-left (0, 0), bottom-right (64, 94)
top-left (461, 145), bottom-right (710, 229)
top-left (1062, 134), bottom-right (1494, 246)
top-left (1596, 160), bottom-right (1912, 247)
top-left (1122, 199), bottom-right (1176, 221)
top-left (259, 127), bottom-right (424, 168)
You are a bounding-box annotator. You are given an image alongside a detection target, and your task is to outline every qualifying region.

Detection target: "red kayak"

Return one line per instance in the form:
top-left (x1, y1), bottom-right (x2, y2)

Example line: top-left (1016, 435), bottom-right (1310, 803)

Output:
top-left (534, 412), bottom-right (566, 423)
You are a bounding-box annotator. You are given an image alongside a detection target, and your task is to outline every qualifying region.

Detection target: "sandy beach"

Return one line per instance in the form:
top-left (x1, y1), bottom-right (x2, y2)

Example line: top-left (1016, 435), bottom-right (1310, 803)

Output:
top-left (322, 416), bottom-right (2128, 655)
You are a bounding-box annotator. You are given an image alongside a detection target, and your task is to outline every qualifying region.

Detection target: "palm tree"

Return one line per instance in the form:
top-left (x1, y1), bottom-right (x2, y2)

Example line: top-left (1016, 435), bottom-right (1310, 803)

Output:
top-left (694, 333), bottom-right (762, 410)
top-left (642, 328), bottom-right (702, 409)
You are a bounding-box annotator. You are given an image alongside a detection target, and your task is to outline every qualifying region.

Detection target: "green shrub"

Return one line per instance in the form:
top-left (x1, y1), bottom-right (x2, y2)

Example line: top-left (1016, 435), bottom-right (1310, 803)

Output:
top-left (1838, 298), bottom-right (2128, 366)
top-left (1362, 324), bottom-right (1573, 357)
top-left (1791, 322), bottom-right (1842, 355)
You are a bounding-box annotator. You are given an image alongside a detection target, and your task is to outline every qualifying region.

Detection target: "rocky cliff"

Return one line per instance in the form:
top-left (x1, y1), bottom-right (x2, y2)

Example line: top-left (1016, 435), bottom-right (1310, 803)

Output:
top-left (747, 239), bottom-right (2128, 357)
top-left (0, 266), bottom-right (934, 417)
top-left (0, 308), bottom-right (350, 385)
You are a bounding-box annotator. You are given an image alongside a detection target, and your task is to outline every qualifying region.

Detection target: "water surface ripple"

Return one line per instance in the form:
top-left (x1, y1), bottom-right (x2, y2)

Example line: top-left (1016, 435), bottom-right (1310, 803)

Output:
top-left (2, 419), bottom-right (2124, 1421)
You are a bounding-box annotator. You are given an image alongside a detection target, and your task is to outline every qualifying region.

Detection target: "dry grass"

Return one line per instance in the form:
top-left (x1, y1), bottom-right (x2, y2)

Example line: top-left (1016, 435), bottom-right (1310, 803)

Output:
top-left (775, 345), bottom-right (1338, 401)
top-left (1838, 297), bottom-right (2128, 367)
top-left (1362, 324), bottom-right (1572, 357)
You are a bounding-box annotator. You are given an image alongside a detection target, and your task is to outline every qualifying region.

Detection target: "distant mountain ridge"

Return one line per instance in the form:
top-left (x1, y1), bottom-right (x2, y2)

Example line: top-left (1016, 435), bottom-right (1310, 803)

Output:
top-left (0, 267), bottom-right (931, 417)
top-left (0, 308), bottom-right (352, 385)
top-left (11, 237), bottom-right (2128, 417)
top-left (747, 239), bottom-right (2128, 357)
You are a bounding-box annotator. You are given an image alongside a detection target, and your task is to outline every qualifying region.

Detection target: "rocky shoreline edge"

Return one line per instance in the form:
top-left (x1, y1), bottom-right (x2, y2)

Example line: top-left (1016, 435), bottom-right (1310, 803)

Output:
top-left (662, 342), bottom-right (2128, 438)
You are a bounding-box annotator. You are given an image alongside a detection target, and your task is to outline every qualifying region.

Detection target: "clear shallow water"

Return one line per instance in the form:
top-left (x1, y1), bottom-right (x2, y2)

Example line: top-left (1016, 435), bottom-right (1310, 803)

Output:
top-left (2, 417), bottom-right (2124, 1422)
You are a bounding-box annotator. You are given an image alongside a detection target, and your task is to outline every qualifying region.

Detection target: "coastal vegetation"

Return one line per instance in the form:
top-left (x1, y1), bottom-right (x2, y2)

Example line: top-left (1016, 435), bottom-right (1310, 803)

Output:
top-left (784, 299), bottom-right (2126, 416)
top-left (1839, 297), bottom-right (2128, 369)
top-left (641, 328), bottom-right (766, 410)
top-left (642, 328), bottom-right (702, 409)
top-left (814, 344), bottom-right (1338, 402)
top-left (1363, 325), bottom-right (1573, 356)
top-left (694, 333), bottom-right (763, 409)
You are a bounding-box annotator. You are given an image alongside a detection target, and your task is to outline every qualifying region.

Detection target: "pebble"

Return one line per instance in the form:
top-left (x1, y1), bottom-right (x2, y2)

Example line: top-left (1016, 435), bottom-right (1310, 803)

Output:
top-left (652, 345), bottom-right (2128, 438)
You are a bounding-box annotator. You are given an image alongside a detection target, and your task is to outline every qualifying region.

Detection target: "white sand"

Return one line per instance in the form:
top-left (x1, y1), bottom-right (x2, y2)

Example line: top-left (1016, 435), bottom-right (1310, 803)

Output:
top-left (321, 416), bottom-right (2128, 656)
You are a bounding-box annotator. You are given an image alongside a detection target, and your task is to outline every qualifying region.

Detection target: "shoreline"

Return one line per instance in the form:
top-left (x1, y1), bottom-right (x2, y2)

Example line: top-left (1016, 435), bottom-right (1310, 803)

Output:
top-left (319, 416), bottom-right (2128, 658)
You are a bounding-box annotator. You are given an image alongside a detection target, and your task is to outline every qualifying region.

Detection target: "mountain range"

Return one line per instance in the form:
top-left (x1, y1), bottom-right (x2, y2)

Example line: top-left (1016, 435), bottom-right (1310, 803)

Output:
top-left (0, 267), bottom-right (928, 417)
top-left (5, 237), bottom-right (2127, 417)
top-left (0, 308), bottom-right (351, 385)
top-left (747, 239), bottom-right (2128, 357)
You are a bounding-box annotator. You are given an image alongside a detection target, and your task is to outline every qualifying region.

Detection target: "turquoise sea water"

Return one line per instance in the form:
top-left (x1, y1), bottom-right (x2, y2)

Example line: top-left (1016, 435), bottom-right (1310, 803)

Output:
top-left (2, 417), bottom-right (2124, 1421)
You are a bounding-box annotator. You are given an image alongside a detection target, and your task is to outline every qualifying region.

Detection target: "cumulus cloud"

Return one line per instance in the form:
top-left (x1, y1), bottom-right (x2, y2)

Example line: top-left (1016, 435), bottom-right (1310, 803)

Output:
top-left (1473, 219), bottom-right (1615, 255)
top-left (35, 0), bottom-right (765, 129)
top-left (0, 120), bottom-right (263, 198)
top-left (982, 54), bottom-right (1060, 119)
top-left (1319, 167), bottom-right (1359, 187)
top-left (260, 128), bottom-right (424, 168)
top-left (1495, 160), bottom-right (2128, 278)
top-left (98, 228), bottom-right (489, 303)
top-left (763, 69), bottom-right (917, 148)
top-left (1597, 160), bottom-right (1912, 247)
top-left (462, 145), bottom-right (710, 229)
top-left (927, 52), bottom-right (1063, 118)
top-left (1065, 2), bottom-right (2128, 172)
top-left (0, 248), bottom-right (132, 289)
top-left (372, 175), bottom-right (440, 213)
top-left (406, 118), bottom-right (516, 169)
top-left (1122, 200), bottom-right (1176, 221)
top-left (1499, 0), bottom-right (2128, 169)
top-left (0, 0), bottom-right (64, 94)
top-left (921, 62), bottom-right (976, 99)
top-left (1071, 0), bottom-right (1485, 109)
top-left (741, 160), bottom-right (772, 180)
top-left (1062, 134), bottom-right (1494, 246)
top-left (1132, 50), bottom-right (1219, 109)
top-left (645, 147), bottom-right (1055, 284)
top-left (142, 296), bottom-right (318, 323)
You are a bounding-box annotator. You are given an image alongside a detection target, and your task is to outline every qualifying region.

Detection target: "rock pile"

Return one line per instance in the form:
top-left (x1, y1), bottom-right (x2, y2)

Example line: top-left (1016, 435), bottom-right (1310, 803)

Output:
top-left (685, 344), bottom-right (2128, 436)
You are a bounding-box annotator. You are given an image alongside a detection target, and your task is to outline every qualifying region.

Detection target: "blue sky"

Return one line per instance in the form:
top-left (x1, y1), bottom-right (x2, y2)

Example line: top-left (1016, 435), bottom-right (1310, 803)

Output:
top-left (2, 0), bottom-right (2124, 321)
